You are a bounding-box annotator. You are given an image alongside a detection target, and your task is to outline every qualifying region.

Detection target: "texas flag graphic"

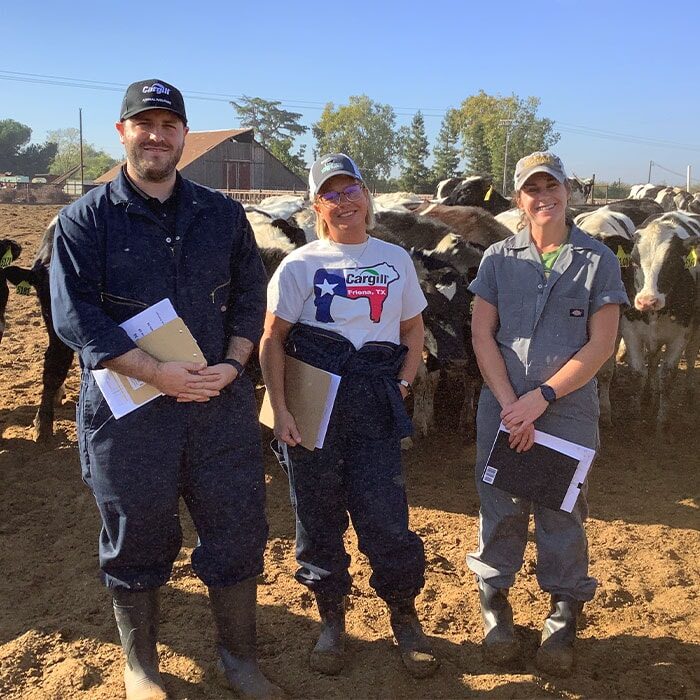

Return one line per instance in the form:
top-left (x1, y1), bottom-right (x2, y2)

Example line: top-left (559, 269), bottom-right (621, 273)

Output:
top-left (313, 263), bottom-right (400, 323)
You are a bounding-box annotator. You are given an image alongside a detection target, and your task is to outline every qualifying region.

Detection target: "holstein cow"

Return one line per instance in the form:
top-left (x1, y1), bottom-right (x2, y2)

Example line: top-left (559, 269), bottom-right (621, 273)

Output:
top-left (371, 210), bottom-right (484, 438)
top-left (3, 219), bottom-right (75, 441)
top-left (567, 174), bottom-right (593, 204)
top-left (621, 211), bottom-right (700, 429)
top-left (0, 239), bottom-right (23, 342)
top-left (574, 208), bottom-right (636, 425)
top-left (441, 175), bottom-right (511, 215)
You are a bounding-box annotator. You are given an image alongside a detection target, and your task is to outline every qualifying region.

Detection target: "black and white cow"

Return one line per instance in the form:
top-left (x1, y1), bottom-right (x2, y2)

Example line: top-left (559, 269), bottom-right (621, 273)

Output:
top-left (0, 239), bottom-right (23, 343)
top-left (620, 211), bottom-right (700, 429)
top-left (567, 174), bottom-right (593, 204)
top-left (574, 208), bottom-right (637, 426)
top-left (441, 175), bottom-right (511, 215)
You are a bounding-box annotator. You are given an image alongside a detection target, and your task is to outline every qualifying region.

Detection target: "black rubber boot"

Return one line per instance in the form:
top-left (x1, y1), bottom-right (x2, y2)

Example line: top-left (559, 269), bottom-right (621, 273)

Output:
top-left (112, 588), bottom-right (167, 700)
top-left (309, 593), bottom-right (346, 675)
top-left (477, 580), bottom-right (519, 664)
top-left (535, 595), bottom-right (582, 677)
top-left (388, 598), bottom-right (439, 679)
top-left (209, 578), bottom-right (285, 698)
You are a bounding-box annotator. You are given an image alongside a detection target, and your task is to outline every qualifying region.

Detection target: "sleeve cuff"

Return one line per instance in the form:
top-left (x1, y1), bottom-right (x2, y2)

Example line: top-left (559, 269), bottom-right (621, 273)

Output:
top-left (468, 279), bottom-right (497, 306)
top-left (590, 290), bottom-right (630, 316)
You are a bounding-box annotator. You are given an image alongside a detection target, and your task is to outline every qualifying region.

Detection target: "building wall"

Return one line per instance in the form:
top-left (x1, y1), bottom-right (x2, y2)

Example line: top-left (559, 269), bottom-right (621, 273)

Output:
top-left (181, 139), bottom-right (305, 191)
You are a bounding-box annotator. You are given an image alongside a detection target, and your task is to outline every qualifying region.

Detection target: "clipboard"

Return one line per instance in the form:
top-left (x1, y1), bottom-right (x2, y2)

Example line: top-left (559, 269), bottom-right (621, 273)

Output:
top-left (482, 423), bottom-right (596, 512)
top-left (92, 301), bottom-right (204, 418)
top-left (259, 355), bottom-right (341, 451)
top-left (114, 317), bottom-right (205, 404)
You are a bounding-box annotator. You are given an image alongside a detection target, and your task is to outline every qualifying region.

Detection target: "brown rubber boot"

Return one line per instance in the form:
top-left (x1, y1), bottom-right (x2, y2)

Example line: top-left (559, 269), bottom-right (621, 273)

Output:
top-left (209, 578), bottom-right (285, 698)
top-left (388, 598), bottom-right (439, 679)
top-left (535, 595), bottom-right (582, 677)
top-left (309, 593), bottom-right (346, 675)
top-left (112, 588), bottom-right (167, 700)
top-left (477, 580), bottom-right (520, 664)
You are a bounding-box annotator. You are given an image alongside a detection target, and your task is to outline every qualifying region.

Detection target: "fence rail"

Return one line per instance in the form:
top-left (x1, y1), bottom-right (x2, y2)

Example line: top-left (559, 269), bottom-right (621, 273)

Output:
top-left (219, 189), bottom-right (307, 204)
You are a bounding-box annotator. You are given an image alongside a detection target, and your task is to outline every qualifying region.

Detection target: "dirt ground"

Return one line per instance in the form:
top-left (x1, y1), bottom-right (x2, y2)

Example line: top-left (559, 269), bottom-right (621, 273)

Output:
top-left (0, 203), bottom-right (698, 699)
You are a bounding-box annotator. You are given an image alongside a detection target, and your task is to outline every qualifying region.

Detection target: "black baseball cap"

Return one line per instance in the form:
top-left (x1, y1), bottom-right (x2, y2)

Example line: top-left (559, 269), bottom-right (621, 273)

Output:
top-left (120, 79), bottom-right (187, 124)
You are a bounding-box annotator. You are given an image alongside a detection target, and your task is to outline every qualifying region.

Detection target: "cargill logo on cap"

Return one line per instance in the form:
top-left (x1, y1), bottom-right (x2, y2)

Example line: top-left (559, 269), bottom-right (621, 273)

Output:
top-left (142, 82), bottom-right (171, 96)
top-left (321, 160), bottom-right (344, 174)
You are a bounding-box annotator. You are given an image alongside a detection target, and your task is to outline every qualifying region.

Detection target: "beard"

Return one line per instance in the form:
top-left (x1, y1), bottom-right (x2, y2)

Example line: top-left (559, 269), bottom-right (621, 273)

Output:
top-left (125, 139), bottom-right (184, 183)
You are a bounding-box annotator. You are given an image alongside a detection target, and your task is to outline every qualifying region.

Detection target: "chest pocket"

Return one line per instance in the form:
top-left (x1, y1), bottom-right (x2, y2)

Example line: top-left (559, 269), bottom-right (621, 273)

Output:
top-left (539, 295), bottom-right (589, 348)
top-left (496, 294), bottom-right (524, 338)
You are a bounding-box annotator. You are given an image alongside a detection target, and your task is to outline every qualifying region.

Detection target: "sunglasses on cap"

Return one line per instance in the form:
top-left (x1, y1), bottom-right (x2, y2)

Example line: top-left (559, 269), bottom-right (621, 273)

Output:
top-left (316, 183), bottom-right (365, 206)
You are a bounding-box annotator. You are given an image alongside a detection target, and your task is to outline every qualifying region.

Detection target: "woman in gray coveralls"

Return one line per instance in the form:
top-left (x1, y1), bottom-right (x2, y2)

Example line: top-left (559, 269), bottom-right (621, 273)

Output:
top-left (467, 152), bottom-right (628, 676)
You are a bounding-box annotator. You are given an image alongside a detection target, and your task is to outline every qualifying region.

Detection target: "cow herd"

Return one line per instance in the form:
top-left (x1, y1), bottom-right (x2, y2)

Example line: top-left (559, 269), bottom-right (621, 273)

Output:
top-left (0, 175), bottom-right (698, 444)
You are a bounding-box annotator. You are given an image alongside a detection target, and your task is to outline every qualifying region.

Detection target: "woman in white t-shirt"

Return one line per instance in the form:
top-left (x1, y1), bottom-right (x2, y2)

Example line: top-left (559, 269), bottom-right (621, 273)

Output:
top-left (259, 154), bottom-right (437, 679)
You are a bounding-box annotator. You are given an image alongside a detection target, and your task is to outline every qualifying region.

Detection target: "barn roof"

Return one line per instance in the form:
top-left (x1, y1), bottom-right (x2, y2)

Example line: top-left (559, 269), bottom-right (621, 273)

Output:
top-left (94, 128), bottom-right (254, 183)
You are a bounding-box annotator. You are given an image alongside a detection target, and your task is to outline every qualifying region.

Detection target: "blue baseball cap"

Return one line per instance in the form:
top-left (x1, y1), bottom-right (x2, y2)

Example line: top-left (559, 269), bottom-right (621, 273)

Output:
top-left (309, 153), bottom-right (363, 198)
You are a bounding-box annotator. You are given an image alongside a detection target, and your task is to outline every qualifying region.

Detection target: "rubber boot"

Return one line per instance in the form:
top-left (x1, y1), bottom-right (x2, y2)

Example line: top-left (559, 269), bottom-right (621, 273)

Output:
top-left (112, 588), bottom-right (167, 700)
top-left (388, 598), bottom-right (439, 679)
top-left (309, 593), bottom-right (346, 675)
top-left (477, 580), bottom-right (519, 664)
top-left (535, 595), bottom-right (582, 677)
top-left (209, 578), bottom-right (284, 698)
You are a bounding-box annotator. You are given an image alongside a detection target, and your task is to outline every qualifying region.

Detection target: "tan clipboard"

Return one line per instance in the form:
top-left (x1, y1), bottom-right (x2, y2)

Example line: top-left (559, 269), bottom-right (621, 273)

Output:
top-left (115, 317), bottom-right (205, 404)
top-left (259, 356), bottom-right (339, 451)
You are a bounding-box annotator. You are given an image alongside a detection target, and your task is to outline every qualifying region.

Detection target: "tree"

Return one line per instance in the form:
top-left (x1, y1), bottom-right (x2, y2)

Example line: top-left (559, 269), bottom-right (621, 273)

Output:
top-left (0, 119), bottom-right (57, 175)
top-left (230, 96), bottom-right (308, 178)
top-left (312, 95), bottom-right (398, 187)
top-left (398, 111), bottom-right (431, 193)
top-left (453, 91), bottom-right (559, 193)
top-left (47, 129), bottom-right (118, 181)
top-left (431, 110), bottom-right (462, 183)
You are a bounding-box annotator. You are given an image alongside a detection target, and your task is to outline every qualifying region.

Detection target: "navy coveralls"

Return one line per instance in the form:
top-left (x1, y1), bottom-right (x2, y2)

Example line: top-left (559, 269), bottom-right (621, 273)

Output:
top-left (50, 171), bottom-right (269, 590)
top-left (274, 324), bottom-right (426, 604)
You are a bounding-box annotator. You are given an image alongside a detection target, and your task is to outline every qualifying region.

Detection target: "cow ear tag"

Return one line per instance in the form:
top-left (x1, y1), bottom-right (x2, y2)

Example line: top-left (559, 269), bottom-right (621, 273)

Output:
top-left (0, 249), bottom-right (13, 268)
top-left (484, 185), bottom-right (493, 202)
top-left (684, 247), bottom-right (698, 270)
top-left (616, 245), bottom-right (631, 268)
top-left (15, 280), bottom-right (33, 296)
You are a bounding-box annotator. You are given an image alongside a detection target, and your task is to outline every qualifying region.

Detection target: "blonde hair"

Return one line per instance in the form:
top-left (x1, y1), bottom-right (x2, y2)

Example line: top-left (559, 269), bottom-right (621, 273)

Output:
top-left (314, 182), bottom-right (376, 239)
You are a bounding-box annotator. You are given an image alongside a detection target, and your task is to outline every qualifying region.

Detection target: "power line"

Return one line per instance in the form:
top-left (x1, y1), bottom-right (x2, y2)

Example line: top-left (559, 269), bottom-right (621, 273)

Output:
top-left (3, 69), bottom-right (700, 154)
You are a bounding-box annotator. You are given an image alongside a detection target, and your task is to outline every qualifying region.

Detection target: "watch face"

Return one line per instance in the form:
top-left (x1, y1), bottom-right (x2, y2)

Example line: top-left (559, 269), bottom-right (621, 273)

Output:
top-left (541, 385), bottom-right (556, 402)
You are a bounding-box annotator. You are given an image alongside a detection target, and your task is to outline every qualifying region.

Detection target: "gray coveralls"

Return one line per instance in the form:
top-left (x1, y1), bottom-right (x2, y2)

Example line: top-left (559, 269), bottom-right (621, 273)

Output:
top-left (467, 225), bottom-right (628, 602)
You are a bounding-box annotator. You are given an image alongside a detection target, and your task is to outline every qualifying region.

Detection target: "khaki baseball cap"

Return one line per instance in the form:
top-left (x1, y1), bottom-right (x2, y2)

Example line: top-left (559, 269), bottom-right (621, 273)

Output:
top-left (514, 151), bottom-right (566, 191)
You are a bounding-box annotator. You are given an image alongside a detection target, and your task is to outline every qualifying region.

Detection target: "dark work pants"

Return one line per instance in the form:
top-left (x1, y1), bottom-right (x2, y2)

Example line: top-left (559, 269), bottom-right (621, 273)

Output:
top-left (79, 373), bottom-right (268, 590)
top-left (276, 428), bottom-right (425, 603)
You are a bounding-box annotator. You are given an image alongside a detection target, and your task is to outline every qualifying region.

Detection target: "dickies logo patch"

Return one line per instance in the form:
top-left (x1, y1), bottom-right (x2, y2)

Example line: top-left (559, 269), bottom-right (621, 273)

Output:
top-left (569, 308), bottom-right (585, 317)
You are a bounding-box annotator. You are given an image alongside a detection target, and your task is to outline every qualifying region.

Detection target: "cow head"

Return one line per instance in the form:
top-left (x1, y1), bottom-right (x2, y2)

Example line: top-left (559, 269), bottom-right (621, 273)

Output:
top-left (631, 213), bottom-right (700, 312)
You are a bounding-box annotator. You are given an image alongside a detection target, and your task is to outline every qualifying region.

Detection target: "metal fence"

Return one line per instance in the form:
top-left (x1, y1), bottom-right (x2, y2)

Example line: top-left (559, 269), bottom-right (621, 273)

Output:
top-left (220, 189), bottom-right (307, 204)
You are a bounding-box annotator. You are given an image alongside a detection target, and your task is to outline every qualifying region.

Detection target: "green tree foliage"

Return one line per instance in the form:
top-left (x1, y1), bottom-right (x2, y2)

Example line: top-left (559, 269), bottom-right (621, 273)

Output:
top-left (312, 95), bottom-right (398, 187)
top-left (398, 111), bottom-right (431, 193)
top-left (453, 91), bottom-right (559, 193)
top-left (230, 96), bottom-right (308, 178)
top-left (431, 110), bottom-right (462, 183)
top-left (47, 129), bottom-right (119, 181)
top-left (0, 119), bottom-right (57, 175)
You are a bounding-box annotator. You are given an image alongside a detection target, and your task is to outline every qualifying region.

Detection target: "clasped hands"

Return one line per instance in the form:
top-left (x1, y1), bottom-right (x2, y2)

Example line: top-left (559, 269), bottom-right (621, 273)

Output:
top-left (499, 388), bottom-right (549, 453)
top-left (152, 361), bottom-right (239, 402)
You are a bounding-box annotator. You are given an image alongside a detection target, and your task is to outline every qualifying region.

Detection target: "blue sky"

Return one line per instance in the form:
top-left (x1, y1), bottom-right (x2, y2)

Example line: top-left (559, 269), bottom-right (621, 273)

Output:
top-left (3, 0), bottom-right (699, 188)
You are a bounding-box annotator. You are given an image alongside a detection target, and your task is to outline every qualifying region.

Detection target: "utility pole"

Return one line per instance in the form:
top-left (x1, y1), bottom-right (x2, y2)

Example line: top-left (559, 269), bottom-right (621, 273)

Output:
top-left (647, 160), bottom-right (653, 183)
top-left (687, 165), bottom-right (691, 193)
top-left (79, 108), bottom-right (85, 196)
top-left (499, 119), bottom-right (514, 193)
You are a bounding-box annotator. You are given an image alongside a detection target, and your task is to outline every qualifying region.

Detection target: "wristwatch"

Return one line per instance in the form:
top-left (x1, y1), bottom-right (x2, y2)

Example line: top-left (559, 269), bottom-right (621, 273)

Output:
top-left (222, 358), bottom-right (245, 377)
top-left (398, 378), bottom-right (412, 395)
top-left (539, 384), bottom-right (556, 403)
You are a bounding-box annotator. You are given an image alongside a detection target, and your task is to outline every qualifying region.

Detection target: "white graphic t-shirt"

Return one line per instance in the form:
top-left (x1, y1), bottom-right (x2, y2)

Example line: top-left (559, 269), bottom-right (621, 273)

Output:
top-left (267, 236), bottom-right (427, 350)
